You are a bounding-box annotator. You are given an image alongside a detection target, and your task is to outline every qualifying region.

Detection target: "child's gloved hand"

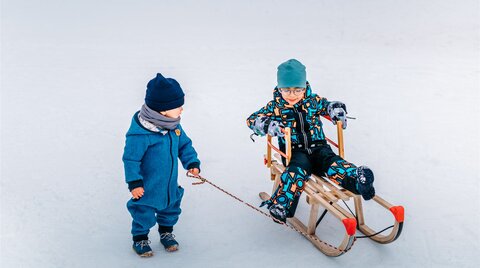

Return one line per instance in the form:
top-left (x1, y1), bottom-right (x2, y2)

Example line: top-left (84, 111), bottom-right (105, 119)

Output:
top-left (188, 168), bottom-right (200, 176)
top-left (327, 101), bottom-right (348, 129)
top-left (267, 120), bottom-right (285, 137)
top-left (131, 187), bottom-right (144, 199)
top-left (252, 116), bottom-right (284, 137)
top-left (252, 116), bottom-right (270, 136)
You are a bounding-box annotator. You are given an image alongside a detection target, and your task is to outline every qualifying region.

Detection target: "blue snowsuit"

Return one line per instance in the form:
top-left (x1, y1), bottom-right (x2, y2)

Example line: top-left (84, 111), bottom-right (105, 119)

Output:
top-left (123, 112), bottom-right (200, 236)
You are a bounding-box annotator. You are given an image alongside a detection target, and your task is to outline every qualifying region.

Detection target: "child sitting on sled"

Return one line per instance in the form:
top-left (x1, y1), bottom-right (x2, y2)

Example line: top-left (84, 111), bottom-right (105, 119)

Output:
top-left (246, 59), bottom-right (375, 223)
top-left (123, 73), bottom-right (201, 257)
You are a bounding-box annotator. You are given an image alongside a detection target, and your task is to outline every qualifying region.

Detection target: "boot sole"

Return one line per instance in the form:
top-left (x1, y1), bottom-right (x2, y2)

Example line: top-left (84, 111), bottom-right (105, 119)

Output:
top-left (269, 210), bottom-right (287, 224)
top-left (132, 248), bottom-right (153, 257)
top-left (164, 244), bottom-right (179, 252)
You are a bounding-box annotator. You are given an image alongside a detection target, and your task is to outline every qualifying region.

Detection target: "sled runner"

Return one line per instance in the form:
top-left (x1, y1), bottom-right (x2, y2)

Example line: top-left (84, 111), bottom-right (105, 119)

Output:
top-left (259, 119), bottom-right (404, 256)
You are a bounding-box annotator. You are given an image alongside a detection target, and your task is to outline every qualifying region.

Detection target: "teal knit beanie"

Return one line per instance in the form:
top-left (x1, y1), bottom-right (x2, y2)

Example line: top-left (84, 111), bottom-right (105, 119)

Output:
top-left (277, 59), bottom-right (306, 88)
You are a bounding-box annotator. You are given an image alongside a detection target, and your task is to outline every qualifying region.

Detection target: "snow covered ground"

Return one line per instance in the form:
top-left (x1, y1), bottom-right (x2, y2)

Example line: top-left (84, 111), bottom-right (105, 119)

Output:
top-left (1, 0), bottom-right (479, 267)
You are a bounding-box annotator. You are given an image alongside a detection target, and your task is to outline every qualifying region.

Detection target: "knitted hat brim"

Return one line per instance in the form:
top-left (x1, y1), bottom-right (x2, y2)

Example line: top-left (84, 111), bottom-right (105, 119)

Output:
top-left (145, 96), bottom-right (185, 112)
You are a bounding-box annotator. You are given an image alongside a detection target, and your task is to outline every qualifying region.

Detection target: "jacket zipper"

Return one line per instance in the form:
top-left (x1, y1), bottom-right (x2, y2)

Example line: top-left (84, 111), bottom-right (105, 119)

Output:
top-left (294, 106), bottom-right (312, 154)
top-left (167, 132), bottom-right (174, 206)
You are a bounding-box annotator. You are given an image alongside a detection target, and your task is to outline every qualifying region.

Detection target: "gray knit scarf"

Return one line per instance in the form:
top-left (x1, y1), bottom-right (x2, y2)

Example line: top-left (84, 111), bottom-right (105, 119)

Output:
top-left (139, 104), bottom-right (180, 130)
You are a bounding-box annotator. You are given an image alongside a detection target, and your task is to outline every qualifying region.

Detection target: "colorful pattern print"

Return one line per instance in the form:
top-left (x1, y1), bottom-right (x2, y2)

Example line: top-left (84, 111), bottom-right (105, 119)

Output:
top-left (248, 83), bottom-right (364, 216)
top-left (326, 159), bottom-right (358, 186)
top-left (246, 82), bottom-right (331, 148)
top-left (264, 160), bottom-right (360, 217)
top-left (262, 166), bottom-right (309, 216)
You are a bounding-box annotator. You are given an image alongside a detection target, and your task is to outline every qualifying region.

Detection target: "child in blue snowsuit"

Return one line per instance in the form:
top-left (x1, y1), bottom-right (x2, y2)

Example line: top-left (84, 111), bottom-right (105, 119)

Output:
top-left (123, 73), bottom-right (201, 257)
top-left (246, 59), bottom-right (375, 223)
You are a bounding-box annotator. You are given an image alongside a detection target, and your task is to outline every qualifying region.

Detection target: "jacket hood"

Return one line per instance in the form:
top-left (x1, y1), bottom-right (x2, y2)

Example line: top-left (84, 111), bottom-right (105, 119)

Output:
top-left (126, 112), bottom-right (157, 136)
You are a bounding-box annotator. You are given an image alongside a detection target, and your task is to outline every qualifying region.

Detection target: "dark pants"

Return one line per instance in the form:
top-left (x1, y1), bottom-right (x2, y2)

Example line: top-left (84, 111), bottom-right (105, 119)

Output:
top-left (270, 144), bottom-right (358, 217)
top-left (289, 144), bottom-right (343, 176)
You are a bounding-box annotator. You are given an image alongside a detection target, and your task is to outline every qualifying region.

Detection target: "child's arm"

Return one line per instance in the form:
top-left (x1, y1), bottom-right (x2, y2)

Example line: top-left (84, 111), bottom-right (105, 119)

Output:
top-left (315, 95), bottom-right (348, 129)
top-left (314, 95), bottom-right (331, 116)
top-left (246, 101), bottom-right (283, 136)
top-left (122, 134), bottom-right (150, 193)
top-left (177, 126), bottom-right (201, 173)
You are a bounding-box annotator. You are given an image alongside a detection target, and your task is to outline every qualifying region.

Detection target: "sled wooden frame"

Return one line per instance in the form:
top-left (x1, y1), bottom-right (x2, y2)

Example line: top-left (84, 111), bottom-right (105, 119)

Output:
top-left (261, 120), bottom-right (404, 256)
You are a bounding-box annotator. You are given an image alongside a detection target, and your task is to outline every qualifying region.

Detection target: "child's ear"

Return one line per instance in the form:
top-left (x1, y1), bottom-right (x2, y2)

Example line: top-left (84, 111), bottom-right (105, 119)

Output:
top-left (160, 111), bottom-right (167, 115)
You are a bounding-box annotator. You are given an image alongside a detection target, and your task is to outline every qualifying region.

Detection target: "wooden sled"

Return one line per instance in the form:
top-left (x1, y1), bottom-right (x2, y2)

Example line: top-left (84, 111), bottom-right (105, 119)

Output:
top-left (260, 121), bottom-right (404, 256)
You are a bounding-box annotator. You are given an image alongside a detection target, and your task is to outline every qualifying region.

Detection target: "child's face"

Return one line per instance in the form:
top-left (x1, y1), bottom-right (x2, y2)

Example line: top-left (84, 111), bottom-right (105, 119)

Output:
top-left (160, 106), bottom-right (183, 119)
top-left (279, 87), bottom-right (306, 106)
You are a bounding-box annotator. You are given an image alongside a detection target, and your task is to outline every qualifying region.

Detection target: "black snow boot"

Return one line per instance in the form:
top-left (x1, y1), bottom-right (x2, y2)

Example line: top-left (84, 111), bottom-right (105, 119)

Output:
top-left (356, 166), bottom-right (375, 200)
top-left (269, 203), bottom-right (287, 223)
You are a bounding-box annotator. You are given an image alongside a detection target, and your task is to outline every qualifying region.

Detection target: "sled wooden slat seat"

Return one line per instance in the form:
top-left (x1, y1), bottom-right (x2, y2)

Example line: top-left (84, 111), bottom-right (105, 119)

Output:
top-left (260, 120), bottom-right (404, 256)
top-left (309, 176), bottom-right (350, 201)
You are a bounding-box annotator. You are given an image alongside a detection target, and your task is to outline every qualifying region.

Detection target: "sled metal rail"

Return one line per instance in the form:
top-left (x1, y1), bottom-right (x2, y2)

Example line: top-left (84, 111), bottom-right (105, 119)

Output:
top-left (262, 118), bottom-right (404, 256)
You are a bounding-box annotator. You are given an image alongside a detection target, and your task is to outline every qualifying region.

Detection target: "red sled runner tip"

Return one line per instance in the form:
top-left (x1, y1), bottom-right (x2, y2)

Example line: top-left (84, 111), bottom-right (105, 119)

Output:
top-left (389, 206), bottom-right (405, 223)
top-left (342, 218), bottom-right (357, 236)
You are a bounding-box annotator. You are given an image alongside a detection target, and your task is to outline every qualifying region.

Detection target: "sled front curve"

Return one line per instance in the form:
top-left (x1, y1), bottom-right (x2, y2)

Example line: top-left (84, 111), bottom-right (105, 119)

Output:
top-left (314, 121), bottom-right (403, 244)
top-left (305, 172), bottom-right (404, 244)
top-left (347, 192), bottom-right (404, 243)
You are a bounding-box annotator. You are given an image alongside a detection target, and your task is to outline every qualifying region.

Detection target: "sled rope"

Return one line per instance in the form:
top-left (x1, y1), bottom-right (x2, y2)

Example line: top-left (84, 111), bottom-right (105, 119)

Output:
top-left (187, 172), bottom-right (356, 254)
top-left (355, 226), bottom-right (395, 238)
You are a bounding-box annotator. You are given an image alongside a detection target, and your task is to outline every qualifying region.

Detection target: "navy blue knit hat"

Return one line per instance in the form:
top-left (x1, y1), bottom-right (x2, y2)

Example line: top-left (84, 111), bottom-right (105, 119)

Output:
top-left (145, 73), bottom-right (185, 111)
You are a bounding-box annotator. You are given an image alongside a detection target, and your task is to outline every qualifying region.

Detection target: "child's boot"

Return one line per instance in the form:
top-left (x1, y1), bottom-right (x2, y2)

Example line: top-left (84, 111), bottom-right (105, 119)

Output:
top-left (159, 226), bottom-right (178, 252)
top-left (268, 203), bottom-right (287, 223)
top-left (328, 160), bottom-right (375, 201)
top-left (355, 166), bottom-right (375, 200)
top-left (132, 234), bottom-right (153, 257)
top-left (264, 166), bottom-right (308, 223)
top-left (160, 232), bottom-right (179, 252)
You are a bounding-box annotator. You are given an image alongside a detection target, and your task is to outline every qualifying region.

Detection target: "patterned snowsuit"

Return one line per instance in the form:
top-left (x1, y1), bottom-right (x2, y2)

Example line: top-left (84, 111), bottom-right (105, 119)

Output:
top-left (247, 83), bottom-right (360, 217)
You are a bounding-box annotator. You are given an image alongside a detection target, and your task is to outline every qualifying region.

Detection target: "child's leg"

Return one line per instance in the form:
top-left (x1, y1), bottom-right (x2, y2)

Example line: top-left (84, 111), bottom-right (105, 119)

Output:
top-left (265, 151), bottom-right (312, 217)
top-left (156, 187), bottom-right (183, 251)
top-left (127, 200), bottom-right (157, 240)
top-left (327, 160), bottom-right (375, 200)
top-left (326, 159), bottom-right (359, 192)
top-left (311, 145), bottom-right (375, 200)
top-left (156, 186), bottom-right (184, 231)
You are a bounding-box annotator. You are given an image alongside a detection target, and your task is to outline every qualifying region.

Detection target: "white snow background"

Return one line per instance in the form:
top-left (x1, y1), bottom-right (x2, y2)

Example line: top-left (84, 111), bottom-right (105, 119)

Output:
top-left (1, 0), bottom-right (479, 267)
